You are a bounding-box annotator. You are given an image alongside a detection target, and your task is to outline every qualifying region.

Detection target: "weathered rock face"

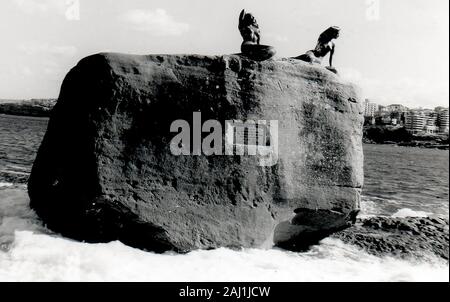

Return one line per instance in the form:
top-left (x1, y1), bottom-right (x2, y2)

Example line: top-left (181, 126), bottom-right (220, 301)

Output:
top-left (332, 216), bottom-right (449, 260)
top-left (28, 53), bottom-right (364, 252)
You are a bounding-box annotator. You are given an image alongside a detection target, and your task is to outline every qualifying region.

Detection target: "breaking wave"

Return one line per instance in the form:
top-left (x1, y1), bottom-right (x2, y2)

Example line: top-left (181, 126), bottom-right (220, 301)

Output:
top-left (391, 208), bottom-right (433, 218)
top-left (0, 187), bottom-right (448, 282)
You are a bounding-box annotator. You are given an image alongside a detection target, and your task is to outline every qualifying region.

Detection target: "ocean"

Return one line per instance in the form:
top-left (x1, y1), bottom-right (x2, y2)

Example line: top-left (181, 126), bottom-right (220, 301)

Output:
top-left (0, 114), bottom-right (448, 281)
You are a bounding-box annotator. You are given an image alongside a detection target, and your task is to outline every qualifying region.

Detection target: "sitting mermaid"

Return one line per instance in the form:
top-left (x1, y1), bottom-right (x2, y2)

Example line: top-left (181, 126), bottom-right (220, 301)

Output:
top-left (238, 9), bottom-right (276, 61)
top-left (295, 26), bottom-right (340, 73)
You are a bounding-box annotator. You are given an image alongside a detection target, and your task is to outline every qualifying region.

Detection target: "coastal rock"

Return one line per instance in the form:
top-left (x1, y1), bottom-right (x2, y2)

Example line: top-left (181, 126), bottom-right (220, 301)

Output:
top-left (274, 208), bottom-right (357, 251)
top-left (332, 216), bottom-right (449, 260)
top-left (28, 53), bottom-right (363, 252)
top-left (0, 99), bottom-right (56, 117)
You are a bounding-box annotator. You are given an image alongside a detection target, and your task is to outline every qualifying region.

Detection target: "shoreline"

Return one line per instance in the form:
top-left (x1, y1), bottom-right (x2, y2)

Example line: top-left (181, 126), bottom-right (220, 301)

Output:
top-left (363, 140), bottom-right (449, 150)
top-left (0, 99), bottom-right (55, 118)
top-left (363, 125), bottom-right (449, 150)
top-left (0, 113), bottom-right (50, 120)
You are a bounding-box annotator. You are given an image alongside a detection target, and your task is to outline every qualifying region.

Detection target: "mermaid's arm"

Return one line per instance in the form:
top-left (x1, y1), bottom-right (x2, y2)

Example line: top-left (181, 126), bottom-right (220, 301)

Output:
top-left (329, 44), bottom-right (335, 67)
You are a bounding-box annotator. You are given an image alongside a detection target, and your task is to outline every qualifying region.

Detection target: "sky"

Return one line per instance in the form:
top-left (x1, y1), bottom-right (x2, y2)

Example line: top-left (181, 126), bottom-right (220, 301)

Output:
top-left (0, 0), bottom-right (448, 108)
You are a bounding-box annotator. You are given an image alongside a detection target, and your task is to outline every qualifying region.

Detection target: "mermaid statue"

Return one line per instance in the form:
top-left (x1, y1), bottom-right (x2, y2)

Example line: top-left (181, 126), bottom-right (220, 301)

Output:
top-left (238, 9), bottom-right (276, 61)
top-left (295, 26), bottom-right (340, 74)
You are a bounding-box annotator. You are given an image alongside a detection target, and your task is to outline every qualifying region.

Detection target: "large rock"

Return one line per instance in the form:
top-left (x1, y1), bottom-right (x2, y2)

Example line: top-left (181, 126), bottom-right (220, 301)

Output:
top-left (28, 53), bottom-right (364, 252)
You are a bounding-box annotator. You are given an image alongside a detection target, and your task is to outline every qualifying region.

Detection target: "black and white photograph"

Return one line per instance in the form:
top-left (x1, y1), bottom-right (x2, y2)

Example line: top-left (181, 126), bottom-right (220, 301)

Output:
top-left (0, 0), bottom-right (448, 288)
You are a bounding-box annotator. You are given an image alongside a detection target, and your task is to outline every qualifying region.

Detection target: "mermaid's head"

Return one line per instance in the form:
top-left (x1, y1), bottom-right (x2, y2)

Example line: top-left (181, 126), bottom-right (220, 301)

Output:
top-left (238, 9), bottom-right (260, 44)
top-left (319, 26), bottom-right (341, 43)
top-left (239, 9), bottom-right (259, 30)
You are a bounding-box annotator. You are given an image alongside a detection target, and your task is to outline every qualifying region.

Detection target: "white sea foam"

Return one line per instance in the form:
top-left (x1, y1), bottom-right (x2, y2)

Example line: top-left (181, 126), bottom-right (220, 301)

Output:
top-left (0, 182), bottom-right (14, 188)
top-left (0, 187), bottom-right (48, 250)
top-left (0, 170), bottom-right (29, 175)
top-left (359, 197), bottom-right (380, 218)
top-left (360, 196), bottom-right (438, 219)
top-left (0, 231), bottom-right (447, 282)
top-left (0, 188), bottom-right (448, 282)
top-left (392, 208), bottom-right (432, 218)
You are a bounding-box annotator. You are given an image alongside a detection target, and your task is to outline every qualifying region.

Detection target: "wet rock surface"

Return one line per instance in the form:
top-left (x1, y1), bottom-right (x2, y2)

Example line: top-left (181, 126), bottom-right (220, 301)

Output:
top-left (332, 216), bottom-right (449, 260)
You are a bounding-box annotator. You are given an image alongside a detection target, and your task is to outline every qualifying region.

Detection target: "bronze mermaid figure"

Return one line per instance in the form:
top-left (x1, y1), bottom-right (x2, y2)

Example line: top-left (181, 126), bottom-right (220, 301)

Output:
top-left (295, 26), bottom-right (340, 73)
top-left (238, 9), bottom-right (276, 61)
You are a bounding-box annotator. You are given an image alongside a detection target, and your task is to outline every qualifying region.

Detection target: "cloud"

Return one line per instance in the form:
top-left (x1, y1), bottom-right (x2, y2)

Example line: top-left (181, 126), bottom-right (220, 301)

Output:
top-left (18, 43), bottom-right (77, 57)
top-left (14, 43), bottom-right (77, 78)
top-left (13, 0), bottom-right (66, 15)
top-left (340, 67), bottom-right (449, 109)
top-left (42, 60), bottom-right (61, 75)
top-left (13, 0), bottom-right (80, 20)
top-left (10, 65), bottom-right (34, 78)
top-left (120, 8), bottom-right (190, 36)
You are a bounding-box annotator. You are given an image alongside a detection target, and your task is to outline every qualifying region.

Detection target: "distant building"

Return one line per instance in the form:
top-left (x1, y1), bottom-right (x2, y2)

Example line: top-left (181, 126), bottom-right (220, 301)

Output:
top-left (370, 104), bottom-right (408, 125)
top-left (405, 110), bottom-right (427, 134)
top-left (426, 112), bottom-right (437, 126)
top-left (375, 116), bottom-right (397, 126)
top-left (386, 104), bottom-right (408, 113)
top-left (364, 99), bottom-right (378, 117)
top-left (424, 125), bottom-right (438, 134)
top-left (424, 112), bottom-right (438, 134)
top-left (377, 105), bottom-right (388, 114)
top-left (437, 109), bottom-right (449, 133)
top-left (365, 102), bottom-right (447, 133)
top-left (364, 116), bottom-right (375, 126)
top-left (391, 118), bottom-right (398, 126)
top-left (389, 111), bottom-right (406, 125)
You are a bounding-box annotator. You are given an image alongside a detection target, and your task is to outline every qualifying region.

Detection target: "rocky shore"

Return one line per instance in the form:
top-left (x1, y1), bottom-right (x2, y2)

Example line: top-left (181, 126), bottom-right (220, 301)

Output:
top-left (363, 125), bottom-right (449, 150)
top-left (363, 140), bottom-right (449, 150)
top-left (332, 216), bottom-right (449, 260)
top-left (0, 99), bottom-right (56, 117)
